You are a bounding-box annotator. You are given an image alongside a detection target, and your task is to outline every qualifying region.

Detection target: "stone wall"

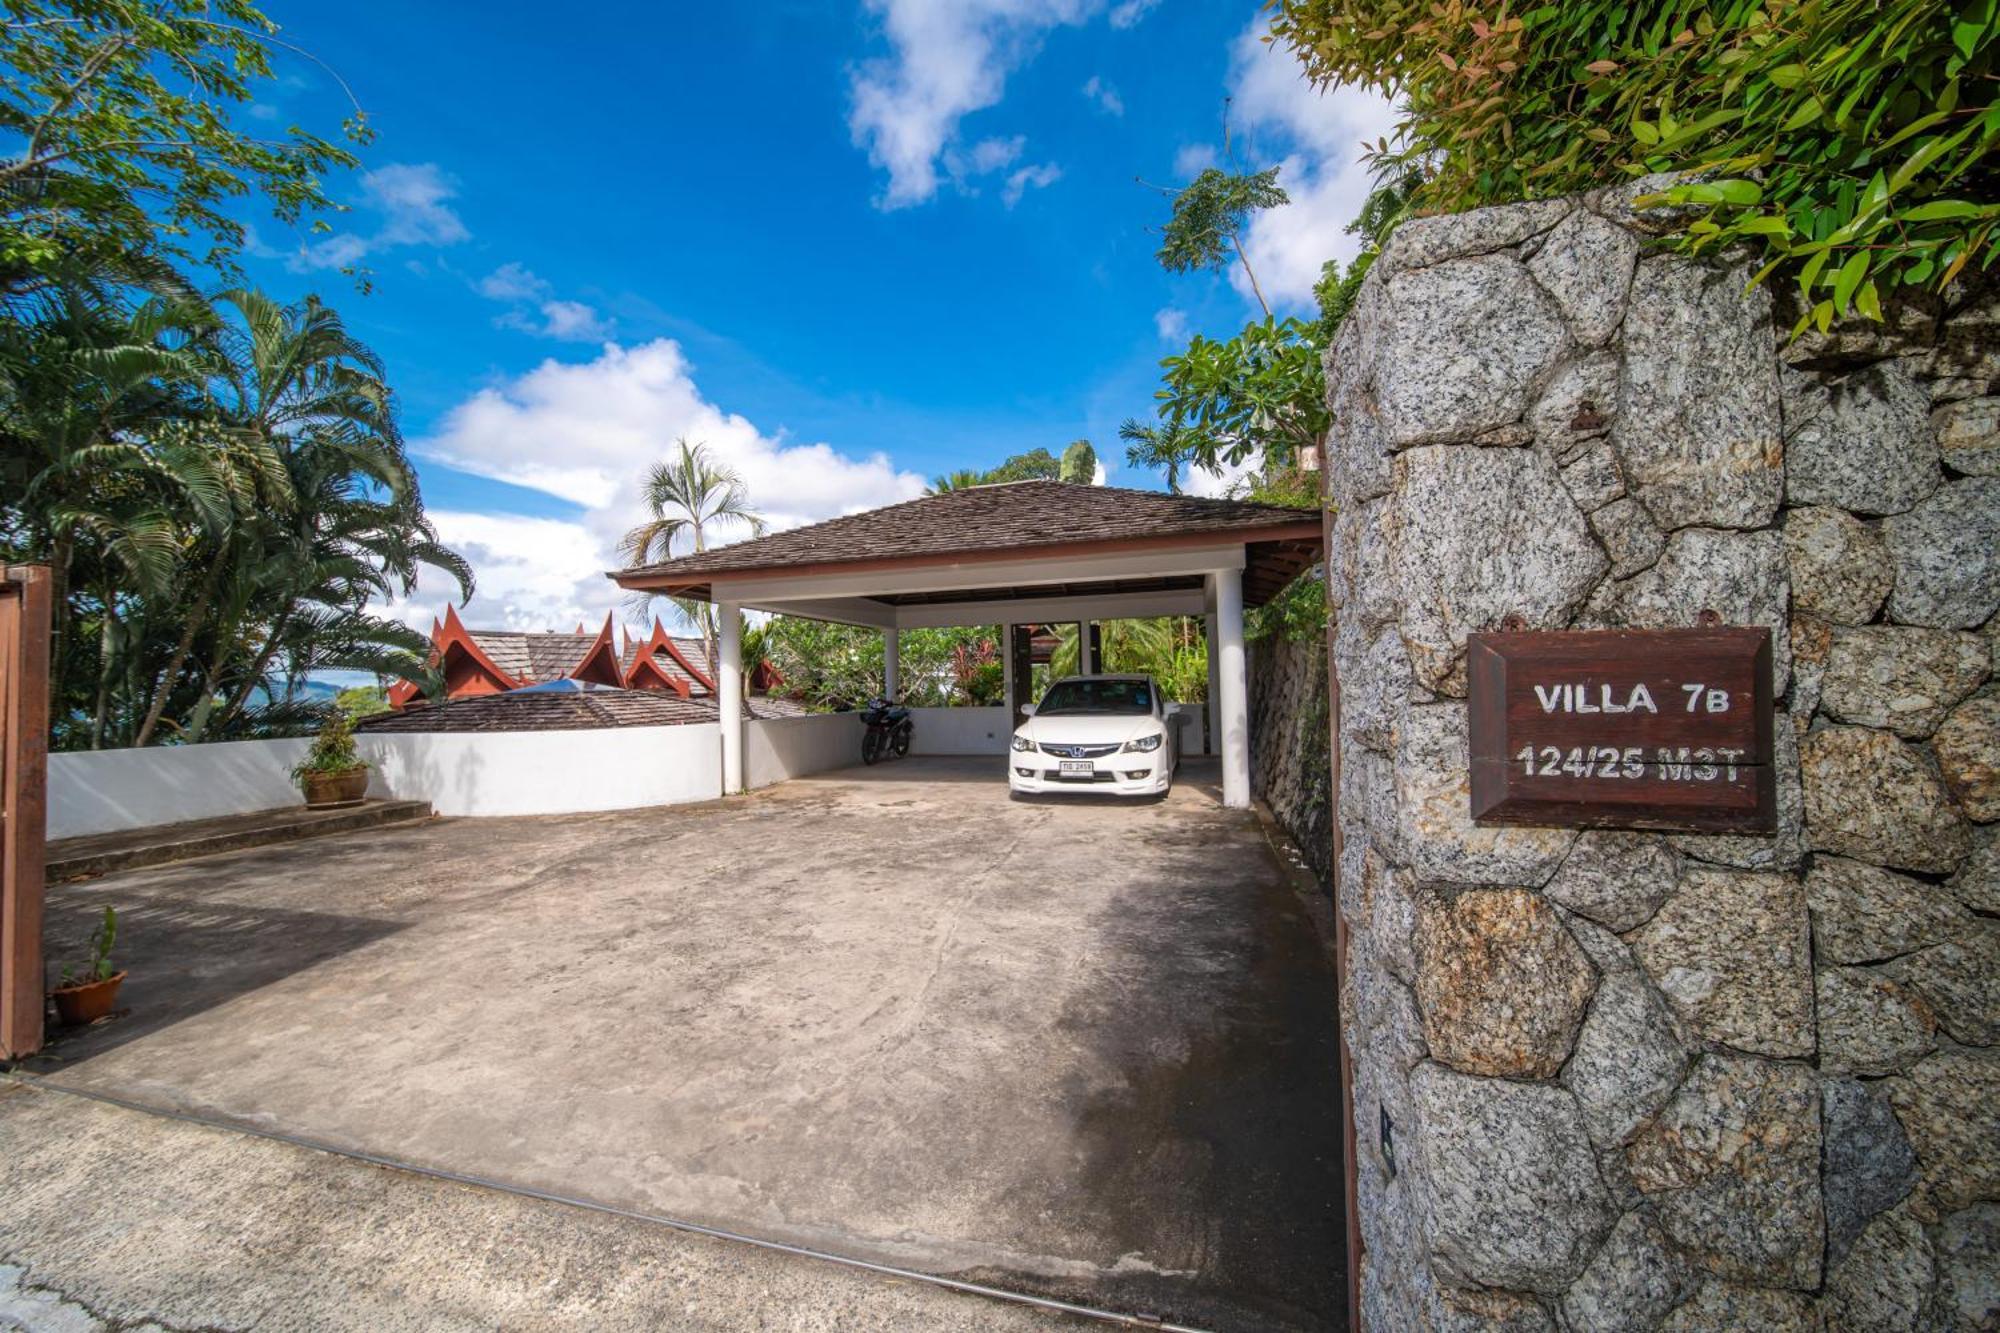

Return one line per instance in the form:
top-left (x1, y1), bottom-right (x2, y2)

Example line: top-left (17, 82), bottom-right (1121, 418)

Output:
top-left (1250, 633), bottom-right (1333, 888)
top-left (1324, 181), bottom-right (1998, 1331)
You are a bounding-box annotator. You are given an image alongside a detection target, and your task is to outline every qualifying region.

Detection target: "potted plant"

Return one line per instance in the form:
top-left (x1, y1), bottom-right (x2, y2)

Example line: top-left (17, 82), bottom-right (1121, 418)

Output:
top-left (292, 711), bottom-right (370, 808)
top-left (51, 906), bottom-right (124, 1026)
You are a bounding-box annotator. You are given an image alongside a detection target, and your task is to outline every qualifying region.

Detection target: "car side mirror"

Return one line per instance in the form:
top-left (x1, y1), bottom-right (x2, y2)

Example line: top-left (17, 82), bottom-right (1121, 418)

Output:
top-left (1020, 703), bottom-right (1036, 717)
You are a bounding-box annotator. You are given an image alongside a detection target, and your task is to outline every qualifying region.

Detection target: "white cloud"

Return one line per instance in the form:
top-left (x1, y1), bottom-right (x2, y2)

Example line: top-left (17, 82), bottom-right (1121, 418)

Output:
top-left (476, 262), bottom-right (546, 302)
top-left (1185, 449), bottom-right (1262, 500)
top-left (477, 263), bottom-right (616, 342)
top-left (1153, 306), bottom-right (1190, 343)
top-left (290, 162), bottom-right (469, 271)
top-left (1001, 161), bottom-right (1061, 207)
top-left (1223, 22), bottom-right (1399, 309)
top-left (1081, 74), bottom-right (1123, 116)
top-left (366, 163), bottom-right (471, 247)
top-left (847, 0), bottom-right (1092, 208)
top-left (965, 135), bottom-right (1024, 174)
top-left (403, 339), bottom-right (927, 629)
top-left (1172, 142), bottom-right (1219, 179)
top-left (535, 300), bottom-right (614, 341)
top-left (1107, 0), bottom-right (1159, 27)
top-left (377, 511), bottom-right (609, 635)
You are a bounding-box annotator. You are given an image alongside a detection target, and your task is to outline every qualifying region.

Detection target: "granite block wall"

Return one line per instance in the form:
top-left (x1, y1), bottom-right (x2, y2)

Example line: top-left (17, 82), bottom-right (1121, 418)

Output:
top-left (1324, 180), bottom-right (1999, 1331)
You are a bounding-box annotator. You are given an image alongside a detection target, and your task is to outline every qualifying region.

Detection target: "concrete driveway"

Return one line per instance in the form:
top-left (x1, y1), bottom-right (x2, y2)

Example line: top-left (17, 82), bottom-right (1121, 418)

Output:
top-left (31, 758), bottom-right (1345, 1331)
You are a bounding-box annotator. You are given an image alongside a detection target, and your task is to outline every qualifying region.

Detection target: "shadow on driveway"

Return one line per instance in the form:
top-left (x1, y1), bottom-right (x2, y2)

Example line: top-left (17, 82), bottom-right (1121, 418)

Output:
top-left (28, 758), bottom-right (1345, 1331)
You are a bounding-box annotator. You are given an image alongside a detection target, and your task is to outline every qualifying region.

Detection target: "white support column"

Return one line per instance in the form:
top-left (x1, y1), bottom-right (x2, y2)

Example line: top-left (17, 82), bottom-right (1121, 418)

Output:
top-left (718, 601), bottom-right (743, 794)
top-left (1211, 569), bottom-right (1249, 809)
top-left (1204, 609), bottom-right (1222, 757)
top-left (1003, 622), bottom-right (1018, 721)
top-left (1078, 621), bottom-right (1095, 675)
top-left (883, 627), bottom-right (900, 701)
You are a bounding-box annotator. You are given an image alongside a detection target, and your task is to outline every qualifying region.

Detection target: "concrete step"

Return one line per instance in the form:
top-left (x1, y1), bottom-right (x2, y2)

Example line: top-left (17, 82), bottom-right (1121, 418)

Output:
top-left (47, 800), bottom-right (435, 880)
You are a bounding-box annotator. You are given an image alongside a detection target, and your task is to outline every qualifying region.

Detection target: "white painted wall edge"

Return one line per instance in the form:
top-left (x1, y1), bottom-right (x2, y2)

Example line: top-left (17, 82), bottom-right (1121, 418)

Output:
top-left (362, 725), bottom-right (722, 818)
top-left (48, 738), bottom-right (310, 840)
top-left (47, 703), bottom-right (1173, 839)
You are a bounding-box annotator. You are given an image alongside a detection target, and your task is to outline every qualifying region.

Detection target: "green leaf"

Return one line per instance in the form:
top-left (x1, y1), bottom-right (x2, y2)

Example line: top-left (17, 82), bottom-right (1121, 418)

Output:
top-left (1832, 250), bottom-right (1870, 312)
top-left (1855, 278), bottom-right (1883, 322)
top-left (1898, 199), bottom-right (1985, 222)
top-left (1734, 216), bottom-right (1794, 239)
top-left (1711, 178), bottom-right (1764, 205)
top-left (1953, 18), bottom-right (1982, 61)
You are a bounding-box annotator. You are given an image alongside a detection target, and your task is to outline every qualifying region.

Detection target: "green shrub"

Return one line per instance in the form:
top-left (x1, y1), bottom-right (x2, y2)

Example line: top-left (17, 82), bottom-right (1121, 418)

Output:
top-left (1269, 0), bottom-right (2000, 329)
top-left (290, 710), bottom-right (366, 780)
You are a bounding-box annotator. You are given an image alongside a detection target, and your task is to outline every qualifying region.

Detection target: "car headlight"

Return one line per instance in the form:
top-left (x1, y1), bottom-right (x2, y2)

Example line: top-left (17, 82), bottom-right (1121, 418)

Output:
top-left (1011, 735), bottom-right (1034, 752)
top-left (1122, 733), bottom-right (1163, 753)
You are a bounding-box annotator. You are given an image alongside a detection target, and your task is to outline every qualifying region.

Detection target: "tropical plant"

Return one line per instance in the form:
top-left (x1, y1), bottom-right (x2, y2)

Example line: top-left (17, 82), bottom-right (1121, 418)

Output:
top-left (335, 685), bottom-right (389, 717)
top-left (925, 447), bottom-right (1070, 494)
top-left (1267, 0), bottom-right (2000, 330)
top-left (1154, 166), bottom-right (1290, 317)
top-left (290, 709), bottom-right (365, 780)
top-left (1118, 417), bottom-right (1199, 494)
top-left (925, 467), bottom-right (989, 495)
top-left (59, 905), bottom-right (117, 987)
top-left (620, 438), bottom-right (767, 674)
top-left (1131, 176), bottom-right (1406, 486)
top-left (983, 448), bottom-right (1062, 484)
top-left (0, 281), bottom-right (471, 749)
top-left (0, 0), bottom-right (370, 287)
top-left (1048, 618), bottom-right (1210, 701)
top-left (1059, 438), bottom-right (1097, 483)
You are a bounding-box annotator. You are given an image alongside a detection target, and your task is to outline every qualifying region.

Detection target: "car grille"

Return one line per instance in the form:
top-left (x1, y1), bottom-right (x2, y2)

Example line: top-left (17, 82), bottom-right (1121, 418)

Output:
top-left (1039, 742), bottom-right (1120, 759)
top-left (1043, 769), bottom-right (1117, 783)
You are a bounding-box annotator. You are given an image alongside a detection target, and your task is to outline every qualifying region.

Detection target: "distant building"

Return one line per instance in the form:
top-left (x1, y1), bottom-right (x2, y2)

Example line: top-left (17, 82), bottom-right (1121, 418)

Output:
top-left (385, 606), bottom-right (782, 710)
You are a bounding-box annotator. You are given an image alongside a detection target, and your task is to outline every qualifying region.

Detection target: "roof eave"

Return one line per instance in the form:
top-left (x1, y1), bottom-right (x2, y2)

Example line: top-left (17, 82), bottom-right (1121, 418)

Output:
top-left (608, 519), bottom-right (1324, 594)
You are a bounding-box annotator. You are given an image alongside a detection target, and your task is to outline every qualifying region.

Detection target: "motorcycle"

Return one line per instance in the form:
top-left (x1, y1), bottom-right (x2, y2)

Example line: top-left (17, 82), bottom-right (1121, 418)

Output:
top-left (859, 695), bottom-right (913, 764)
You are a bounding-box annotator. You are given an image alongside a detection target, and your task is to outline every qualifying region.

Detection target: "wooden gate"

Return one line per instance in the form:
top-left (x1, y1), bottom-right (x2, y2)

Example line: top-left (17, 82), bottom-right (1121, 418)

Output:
top-left (1, 565), bottom-right (50, 1059)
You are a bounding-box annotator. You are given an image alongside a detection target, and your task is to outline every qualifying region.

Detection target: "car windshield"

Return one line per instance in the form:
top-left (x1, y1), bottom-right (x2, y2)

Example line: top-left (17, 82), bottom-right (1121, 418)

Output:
top-left (1036, 679), bottom-right (1153, 716)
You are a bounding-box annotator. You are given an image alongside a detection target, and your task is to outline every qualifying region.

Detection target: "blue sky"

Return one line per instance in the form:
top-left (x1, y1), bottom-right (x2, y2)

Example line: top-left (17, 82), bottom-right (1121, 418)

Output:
top-left (235, 1), bottom-right (1393, 631)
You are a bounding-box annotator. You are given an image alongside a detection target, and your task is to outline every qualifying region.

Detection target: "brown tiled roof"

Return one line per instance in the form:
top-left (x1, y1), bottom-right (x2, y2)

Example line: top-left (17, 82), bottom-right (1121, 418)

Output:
top-left (621, 635), bottom-right (714, 694)
top-left (356, 688), bottom-right (806, 734)
top-left (613, 480), bottom-right (1319, 583)
top-left (464, 630), bottom-right (600, 684)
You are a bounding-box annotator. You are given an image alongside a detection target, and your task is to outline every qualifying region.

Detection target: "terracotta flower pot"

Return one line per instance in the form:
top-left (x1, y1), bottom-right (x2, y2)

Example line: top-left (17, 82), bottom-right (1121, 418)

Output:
top-left (51, 971), bottom-right (125, 1026)
top-left (302, 767), bottom-right (369, 809)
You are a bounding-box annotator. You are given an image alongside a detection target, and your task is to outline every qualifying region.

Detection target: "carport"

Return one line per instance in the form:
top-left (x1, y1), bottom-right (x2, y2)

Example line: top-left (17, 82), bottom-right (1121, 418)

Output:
top-left (611, 480), bottom-right (1323, 807)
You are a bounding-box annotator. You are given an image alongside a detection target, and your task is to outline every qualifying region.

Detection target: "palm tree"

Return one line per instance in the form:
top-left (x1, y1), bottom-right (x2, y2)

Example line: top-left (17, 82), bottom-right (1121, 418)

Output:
top-left (619, 438), bottom-right (766, 675)
top-left (185, 291), bottom-right (469, 742)
top-left (1119, 417), bottom-right (1199, 495)
top-left (925, 467), bottom-right (988, 495)
top-left (0, 275), bottom-right (218, 722)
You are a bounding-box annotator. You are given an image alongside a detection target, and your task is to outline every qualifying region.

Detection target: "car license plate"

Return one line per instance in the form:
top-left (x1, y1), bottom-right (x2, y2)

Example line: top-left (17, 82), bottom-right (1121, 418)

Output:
top-left (1059, 760), bottom-right (1094, 777)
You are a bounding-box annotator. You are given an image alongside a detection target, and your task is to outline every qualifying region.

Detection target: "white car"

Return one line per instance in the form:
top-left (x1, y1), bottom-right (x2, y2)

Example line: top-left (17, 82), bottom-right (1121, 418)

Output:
top-left (1008, 674), bottom-right (1176, 797)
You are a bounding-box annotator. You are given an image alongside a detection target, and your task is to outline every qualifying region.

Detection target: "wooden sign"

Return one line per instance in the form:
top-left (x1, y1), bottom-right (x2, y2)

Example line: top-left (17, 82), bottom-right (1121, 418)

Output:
top-left (1468, 627), bottom-right (1775, 833)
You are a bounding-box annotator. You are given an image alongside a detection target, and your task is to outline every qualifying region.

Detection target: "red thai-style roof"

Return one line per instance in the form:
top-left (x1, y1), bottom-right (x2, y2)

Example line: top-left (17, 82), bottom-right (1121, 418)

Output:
top-left (389, 609), bottom-right (751, 710)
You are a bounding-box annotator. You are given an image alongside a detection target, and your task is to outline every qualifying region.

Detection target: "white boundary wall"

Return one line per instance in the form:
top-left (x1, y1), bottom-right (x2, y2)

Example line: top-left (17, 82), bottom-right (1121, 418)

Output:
top-left (745, 714), bottom-right (854, 789)
top-left (362, 726), bottom-right (720, 817)
top-left (908, 706), bottom-right (1009, 756)
top-left (49, 738), bottom-right (310, 840)
top-left (49, 725), bottom-right (724, 837)
top-left (48, 703), bottom-right (1162, 838)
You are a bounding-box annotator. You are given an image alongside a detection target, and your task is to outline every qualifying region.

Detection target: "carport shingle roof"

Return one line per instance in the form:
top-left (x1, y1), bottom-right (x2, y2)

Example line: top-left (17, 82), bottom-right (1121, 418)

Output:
top-left (614, 480), bottom-right (1318, 583)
